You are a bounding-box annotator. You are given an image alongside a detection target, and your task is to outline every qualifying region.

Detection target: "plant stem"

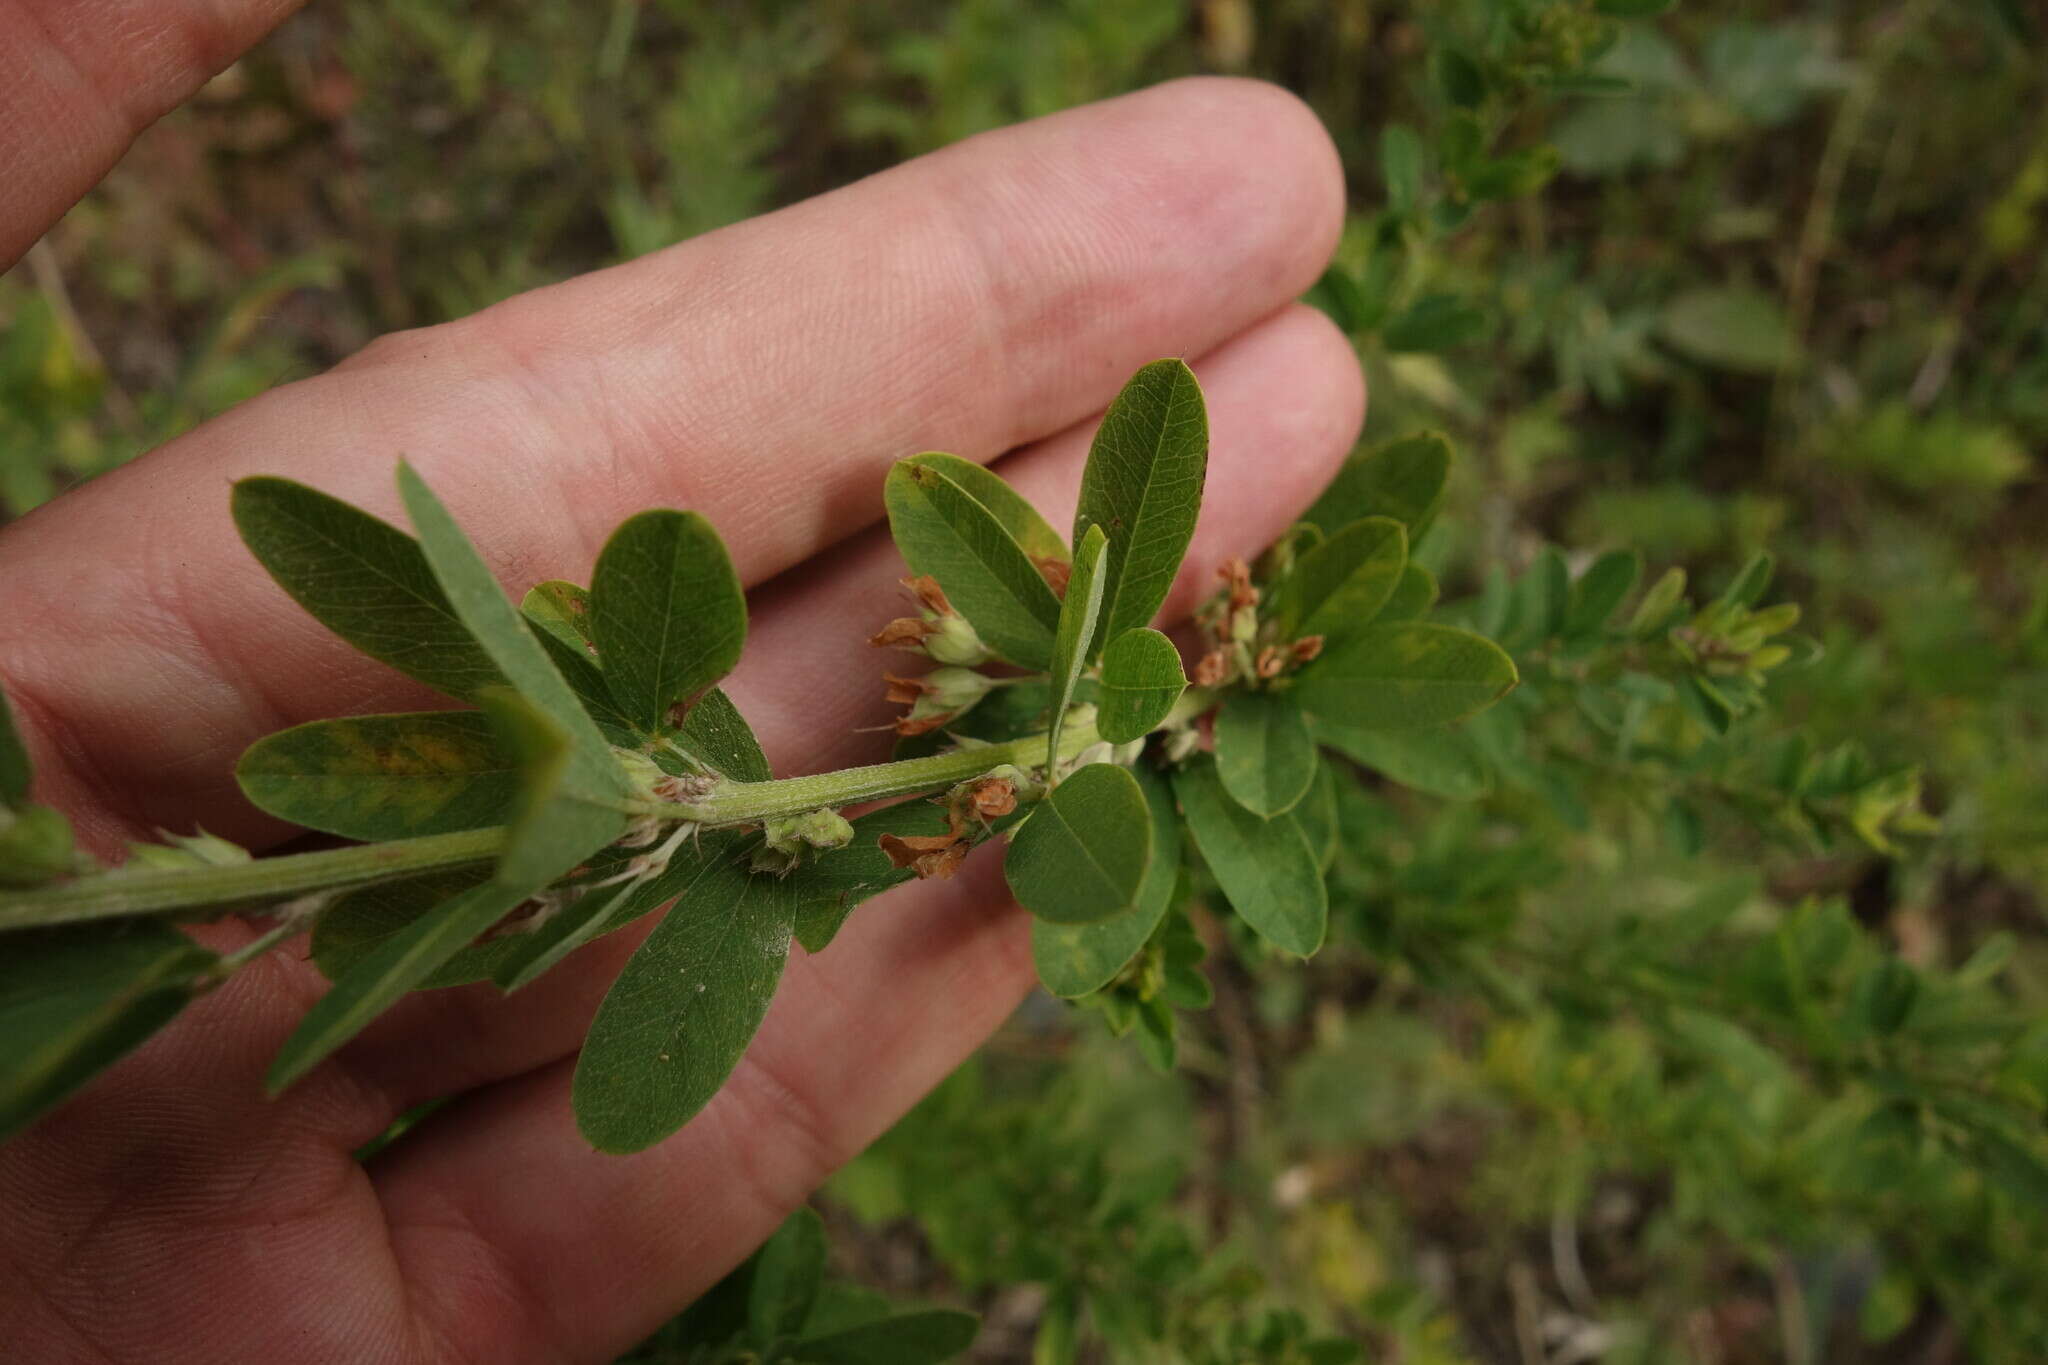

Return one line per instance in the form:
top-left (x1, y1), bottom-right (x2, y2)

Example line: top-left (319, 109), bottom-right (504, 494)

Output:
top-left (0, 828), bottom-right (506, 931)
top-left (661, 713), bottom-right (1105, 823)
top-left (0, 689), bottom-right (1218, 934)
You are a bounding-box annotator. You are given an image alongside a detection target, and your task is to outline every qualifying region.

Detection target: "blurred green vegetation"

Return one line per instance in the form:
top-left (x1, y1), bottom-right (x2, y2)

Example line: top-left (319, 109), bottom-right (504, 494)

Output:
top-left (4, 0), bottom-right (2045, 1361)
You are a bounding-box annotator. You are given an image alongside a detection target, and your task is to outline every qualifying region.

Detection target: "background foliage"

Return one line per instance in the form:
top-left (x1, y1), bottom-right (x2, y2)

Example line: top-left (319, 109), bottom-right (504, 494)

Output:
top-left (4, 1), bottom-right (2044, 1361)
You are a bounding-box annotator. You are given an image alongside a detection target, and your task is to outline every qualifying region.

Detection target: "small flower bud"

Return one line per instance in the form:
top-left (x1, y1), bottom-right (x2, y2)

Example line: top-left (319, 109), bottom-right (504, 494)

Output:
top-left (763, 807), bottom-right (855, 855)
top-left (1291, 635), bottom-right (1324, 664)
top-left (1255, 645), bottom-right (1287, 678)
top-left (924, 611), bottom-right (993, 666)
top-left (1230, 605), bottom-right (1260, 645)
top-left (1194, 648), bottom-right (1232, 687)
top-left (870, 576), bottom-right (994, 664)
top-left (884, 667), bottom-right (995, 736)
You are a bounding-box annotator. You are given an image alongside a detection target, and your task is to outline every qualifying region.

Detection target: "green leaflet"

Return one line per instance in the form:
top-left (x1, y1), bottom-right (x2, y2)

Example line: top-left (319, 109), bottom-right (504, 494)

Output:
top-left (884, 459), bottom-right (1063, 669)
top-left (1276, 516), bottom-right (1408, 643)
top-left (1004, 762), bottom-right (1151, 926)
top-left (1032, 761), bottom-right (1181, 997)
top-left (0, 805), bottom-right (75, 888)
top-left (574, 834), bottom-right (798, 1153)
top-left (231, 476), bottom-right (505, 700)
top-left (1295, 758), bottom-right (1340, 870)
top-left (0, 686), bottom-right (29, 804)
top-left (396, 463), bottom-right (631, 813)
top-left (267, 690), bottom-right (626, 1093)
top-left (1301, 432), bottom-right (1451, 540)
top-left (669, 686), bottom-right (775, 783)
top-left (1045, 525), bottom-right (1108, 774)
top-left (1072, 359), bottom-right (1209, 654)
top-left (1377, 563), bottom-right (1440, 624)
top-left (1313, 718), bottom-right (1493, 801)
top-left (0, 921), bottom-right (218, 1142)
top-left (1214, 691), bottom-right (1318, 817)
top-left (589, 509), bottom-right (748, 733)
top-left (1095, 628), bottom-right (1187, 744)
top-left (1295, 622), bottom-right (1518, 732)
top-left (787, 801), bottom-right (955, 955)
top-left (1174, 757), bottom-right (1327, 956)
top-left (896, 453), bottom-right (1069, 566)
top-left (527, 622), bottom-right (641, 747)
top-left (270, 878), bottom-right (542, 1093)
top-left (311, 867), bottom-right (512, 987)
top-left (236, 711), bottom-right (522, 842)
top-left (520, 576), bottom-right (769, 782)
top-left (750, 1203), bottom-right (828, 1343)
top-left (1564, 549), bottom-right (1642, 639)
top-left (523, 579), bottom-right (597, 653)
top-left (490, 695), bottom-right (769, 986)
top-left (795, 1310), bottom-right (981, 1364)
top-left (475, 688), bottom-right (629, 888)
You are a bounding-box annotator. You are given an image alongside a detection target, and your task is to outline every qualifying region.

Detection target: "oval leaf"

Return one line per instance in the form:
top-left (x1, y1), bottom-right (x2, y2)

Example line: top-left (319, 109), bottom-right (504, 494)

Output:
top-left (1301, 431), bottom-right (1450, 539)
top-left (1073, 359), bottom-right (1209, 652)
top-left (522, 579), bottom-right (598, 653)
top-left (1173, 757), bottom-right (1327, 956)
top-left (897, 453), bottom-right (1068, 566)
top-left (884, 460), bottom-right (1063, 668)
top-left (232, 476), bottom-right (505, 699)
top-left (1032, 761), bottom-right (1180, 997)
top-left (311, 867), bottom-right (510, 987)
top-left (0, 921), bottom-right (216, 1143)
top-left (574, 835), bottom-right (797, 1153)
top-left (1564, 549), bottom-right (1642, 638)
top-left (1004, 762), bottom-right (1151, 926)
top-left (1214, 691), bottom-right (1318, 817)
top-left (796, 1310), bottom-right (981, 1365)
top-left (1044, 525), bottom-right (1108, 773)
top-left (269, 876), bottom-right (544, 1094)
top-left (1096, 628), bottom-right (1186, 743)
top-left (237, 711), bottom-right (521, 842)
top-left (1295, 622), bottom-right (1518, 731)
top-left (590, 509), bottom-right (748, 732)
top-left (1312, 718), bottom-right (1493, 801)
top-left (396, 463), bottom-right (630, 812)
top-left (1377, 563), bottom-right (1439, 624)
top-left (1277, 516), bottom-right (1407, 643)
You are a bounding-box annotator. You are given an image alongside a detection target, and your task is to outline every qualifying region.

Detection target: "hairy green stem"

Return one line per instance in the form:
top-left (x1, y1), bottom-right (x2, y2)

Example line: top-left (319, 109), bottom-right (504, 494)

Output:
top-left (0, 689), bottom-right (1217, 934)
top-left (0, 828), bottom-right (507, 931)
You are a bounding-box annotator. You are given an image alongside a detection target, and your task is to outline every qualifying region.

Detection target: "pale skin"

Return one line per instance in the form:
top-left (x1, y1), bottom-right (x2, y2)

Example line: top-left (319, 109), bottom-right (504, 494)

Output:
top-left (0, 6), bottom-right (1364, 1361)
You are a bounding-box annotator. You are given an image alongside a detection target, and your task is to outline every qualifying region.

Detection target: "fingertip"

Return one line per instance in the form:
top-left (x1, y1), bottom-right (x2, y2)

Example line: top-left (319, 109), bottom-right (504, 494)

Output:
top-left (1102, 76), bottom-right (1348, 303)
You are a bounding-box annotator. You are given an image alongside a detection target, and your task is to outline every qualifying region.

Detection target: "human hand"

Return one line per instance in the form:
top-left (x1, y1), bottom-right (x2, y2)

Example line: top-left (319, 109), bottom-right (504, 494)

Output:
top-left (0, 9), bottom-right (1360, 1361)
